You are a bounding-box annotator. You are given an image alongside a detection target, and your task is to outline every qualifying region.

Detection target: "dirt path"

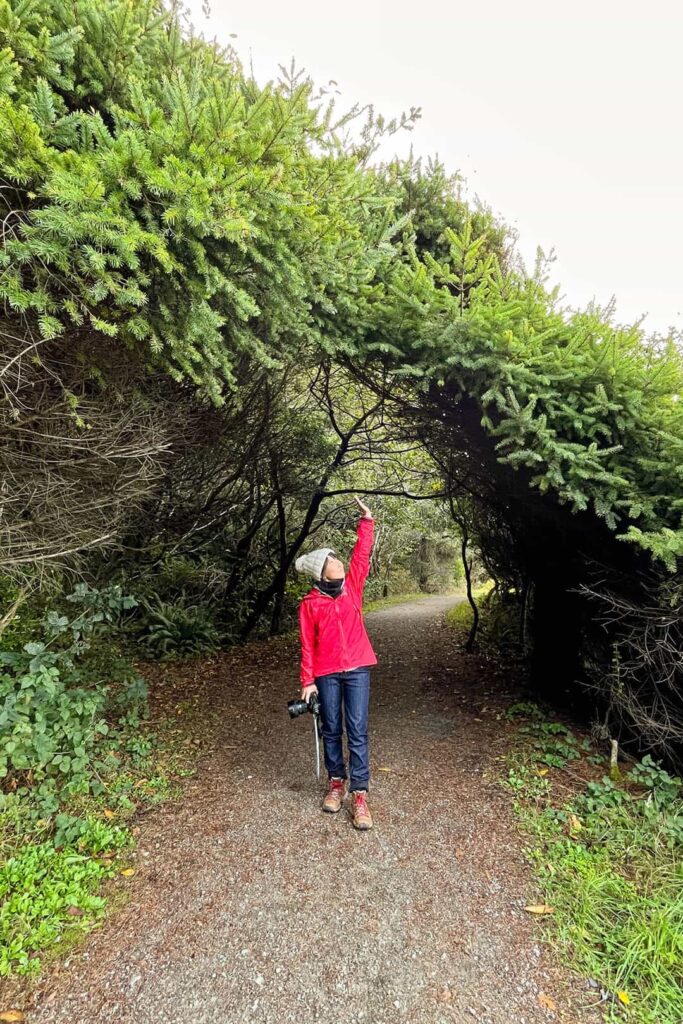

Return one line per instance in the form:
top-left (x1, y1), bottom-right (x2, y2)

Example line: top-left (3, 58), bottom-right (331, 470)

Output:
top-left (11, 596), bottom-right (600, 1024)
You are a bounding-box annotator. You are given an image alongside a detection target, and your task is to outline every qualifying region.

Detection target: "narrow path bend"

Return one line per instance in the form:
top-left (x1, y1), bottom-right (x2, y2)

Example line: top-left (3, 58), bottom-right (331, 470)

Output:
top-left (17, 596), bottom-right (599, 1024)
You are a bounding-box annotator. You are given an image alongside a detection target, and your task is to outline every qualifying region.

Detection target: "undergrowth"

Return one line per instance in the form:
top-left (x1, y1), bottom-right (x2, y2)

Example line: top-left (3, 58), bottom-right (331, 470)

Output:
top-left (0, 584), bottom-right (201, 977)
top-left (446, 581), bottom-right (523, 649)
top-left (503, 703), bottom-right (683, 1024)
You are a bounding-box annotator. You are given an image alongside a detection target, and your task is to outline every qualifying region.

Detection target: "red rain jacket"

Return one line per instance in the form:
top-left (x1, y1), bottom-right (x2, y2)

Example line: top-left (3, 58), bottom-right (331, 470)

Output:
top-left (298, 517), bottom-right (377, 686)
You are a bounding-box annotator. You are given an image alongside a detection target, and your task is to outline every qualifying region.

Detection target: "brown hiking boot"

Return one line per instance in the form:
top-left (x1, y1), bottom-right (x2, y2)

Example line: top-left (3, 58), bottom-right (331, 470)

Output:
top-left (351, 790), bottom-right (373, 830)
top-left (322, 777), bottom-right (346, 813)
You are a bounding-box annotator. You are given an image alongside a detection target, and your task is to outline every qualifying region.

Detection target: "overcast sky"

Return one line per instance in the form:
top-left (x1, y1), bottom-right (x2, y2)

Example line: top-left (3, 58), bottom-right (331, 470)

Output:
top-left (187, 1), bottom-right (682, 339)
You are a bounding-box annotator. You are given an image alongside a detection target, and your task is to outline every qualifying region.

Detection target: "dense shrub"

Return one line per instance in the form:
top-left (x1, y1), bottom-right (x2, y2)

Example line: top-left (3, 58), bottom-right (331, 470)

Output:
top-left (136, 593), bottom-right (221, 660)
top-left (0, 585), bottom-right (146, 815)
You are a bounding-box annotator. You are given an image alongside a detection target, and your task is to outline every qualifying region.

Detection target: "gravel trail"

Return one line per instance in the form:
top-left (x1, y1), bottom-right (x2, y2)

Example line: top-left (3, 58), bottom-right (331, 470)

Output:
top-left (7, 595), bottom-right (601, 1024)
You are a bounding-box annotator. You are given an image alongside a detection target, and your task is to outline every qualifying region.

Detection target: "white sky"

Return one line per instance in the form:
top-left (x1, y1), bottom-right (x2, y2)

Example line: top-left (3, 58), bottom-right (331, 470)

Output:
top-left (187, 0), bottom-right (682, 339)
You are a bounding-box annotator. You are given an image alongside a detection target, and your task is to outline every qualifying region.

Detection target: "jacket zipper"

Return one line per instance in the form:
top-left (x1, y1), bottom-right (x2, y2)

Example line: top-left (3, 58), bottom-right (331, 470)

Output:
top-left (318, 589), bottom-right (352, 671)
top-left (335, 599), bottom-right (351, 669)
top-left (319, 593), bottom-right (352, 671)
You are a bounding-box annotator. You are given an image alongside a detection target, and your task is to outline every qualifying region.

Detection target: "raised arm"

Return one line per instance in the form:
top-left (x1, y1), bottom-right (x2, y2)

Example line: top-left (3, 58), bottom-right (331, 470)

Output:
top-left (346, 514), bottom-right (375, 598)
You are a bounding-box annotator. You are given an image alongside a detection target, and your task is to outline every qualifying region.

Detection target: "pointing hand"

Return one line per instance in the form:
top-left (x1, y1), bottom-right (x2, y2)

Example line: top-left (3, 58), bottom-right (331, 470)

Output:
top-left (354, 496), bottom-right (372, 519)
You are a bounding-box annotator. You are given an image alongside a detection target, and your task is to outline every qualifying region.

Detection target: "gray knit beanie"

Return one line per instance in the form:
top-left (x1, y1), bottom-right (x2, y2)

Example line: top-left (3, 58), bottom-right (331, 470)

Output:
top-left (295, 547), bottom-right (335, 581)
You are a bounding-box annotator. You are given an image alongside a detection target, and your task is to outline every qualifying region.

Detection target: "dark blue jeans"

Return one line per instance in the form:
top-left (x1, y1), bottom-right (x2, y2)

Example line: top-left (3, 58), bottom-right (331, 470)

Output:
top-left (315, 668), bottom-right (371, 792)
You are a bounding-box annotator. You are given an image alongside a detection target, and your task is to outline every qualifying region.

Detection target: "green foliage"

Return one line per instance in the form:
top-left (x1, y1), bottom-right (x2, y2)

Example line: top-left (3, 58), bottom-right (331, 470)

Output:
top-left (0, 583), bottom-right (151, 973)
top-left (383, 246), bottom-right (683, 564)
top-left (363, 517), bottom-right (459, 601)
top-left (0, 579), bottom-right (210, 975)
top-left (503, 701), bottom-right (544, 722)
top-left (505, 714), bottom-right (683, 1023)
top-left (629, 754), bottom-right (682, 806)
top-left (0, 816), bottom-right (129, 976)
top-left (517, 719), bottom-right (588, 768)
top-left (446, 582), bottom-right (523, 650)
top-left (136, 593), bottom-right (220, 660)
top-left (0, 0), bottom-right (405, 402)
top-left (0, 585), bottom-right (145, 810)
top-left (383, 154), bottom-right (508, 269)
top-left (0, 658), bottom-right (108, 788)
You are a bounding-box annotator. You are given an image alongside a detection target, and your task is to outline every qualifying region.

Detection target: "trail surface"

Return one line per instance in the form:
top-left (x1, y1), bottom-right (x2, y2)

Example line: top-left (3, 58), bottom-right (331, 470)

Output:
top-left (11, 596), bottom-right (600, 1024)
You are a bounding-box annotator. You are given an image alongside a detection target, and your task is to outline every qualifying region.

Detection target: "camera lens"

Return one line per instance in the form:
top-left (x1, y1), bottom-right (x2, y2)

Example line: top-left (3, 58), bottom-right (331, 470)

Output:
top-left (287, 699), bottom-right (308, 718)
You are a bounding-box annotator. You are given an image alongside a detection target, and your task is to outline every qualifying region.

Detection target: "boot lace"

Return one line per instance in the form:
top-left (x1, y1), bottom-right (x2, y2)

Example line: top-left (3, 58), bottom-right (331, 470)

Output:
top-left (353, 791), bottom-right (369, 815)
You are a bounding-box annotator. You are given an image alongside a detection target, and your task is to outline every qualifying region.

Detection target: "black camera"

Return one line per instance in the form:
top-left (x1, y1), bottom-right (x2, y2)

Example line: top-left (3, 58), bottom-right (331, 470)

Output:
top-left (287, 691), bottom-right (320, 718)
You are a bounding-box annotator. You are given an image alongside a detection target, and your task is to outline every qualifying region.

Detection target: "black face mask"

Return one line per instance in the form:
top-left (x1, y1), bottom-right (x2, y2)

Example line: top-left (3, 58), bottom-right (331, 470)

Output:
top-left (315, 577), bottom-right (344, 598)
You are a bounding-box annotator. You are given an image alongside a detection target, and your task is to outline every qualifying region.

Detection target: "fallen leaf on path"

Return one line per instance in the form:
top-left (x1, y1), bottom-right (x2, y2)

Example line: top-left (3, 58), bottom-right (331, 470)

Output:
top-left (377, 767), bottom-right (391, 772)
top-left (617, 991), bottom-right (631, 1006)
top-left (103, 809), bottom-right (115, 819)
top-left (524, 904), bottom-right (555, 915)
top-left (538, 992), bottom-right (557, 1011)
top-left (120, 868), bottom-right (135, 877)
top-left (536, 768), bottom-right (549, 776)
top-left (0, 1012), bottom-right (26, 1022)
top-left (66, 905), bottom-right (84, 916)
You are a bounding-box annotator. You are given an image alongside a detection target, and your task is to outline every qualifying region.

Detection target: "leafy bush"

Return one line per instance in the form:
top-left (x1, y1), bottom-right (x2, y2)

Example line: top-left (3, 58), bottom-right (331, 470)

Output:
top-left (504, 701), bottom-right (544, 721)
top-left (482, 592), bottom-right (522, 650)
top-left (518, 719), bottom-right (588, 768)
top-left (0, 585), bottom-right (146, 813)
top-left (136, 593), bottom-right (220, 660)
top-left (0, 660), bottom-right (108, 791)
top-left (0, 582), bottom-right (206, 974)
top-left (629, 754), bottom-right (682, 807)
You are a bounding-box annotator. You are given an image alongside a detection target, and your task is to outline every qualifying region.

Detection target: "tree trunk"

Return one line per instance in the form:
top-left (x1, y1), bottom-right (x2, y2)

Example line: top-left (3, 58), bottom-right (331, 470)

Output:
top-left (418, 534), bottom-right (429, 592)
top-left (240, 392), bottom-right (383, 640)
top-left (462, 529), bottom-right (479, 653)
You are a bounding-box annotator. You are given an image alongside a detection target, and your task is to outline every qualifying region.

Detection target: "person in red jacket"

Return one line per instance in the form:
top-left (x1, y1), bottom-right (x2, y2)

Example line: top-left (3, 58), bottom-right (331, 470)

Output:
top-left (295, 497), bottom-right (377, 830)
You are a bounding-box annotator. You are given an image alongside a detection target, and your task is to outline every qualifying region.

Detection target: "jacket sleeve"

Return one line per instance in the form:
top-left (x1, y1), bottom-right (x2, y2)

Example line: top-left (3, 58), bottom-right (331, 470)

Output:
top-left (298, 600), bottom-right (316, 687)
top-left (346, 517), bottom-right (375, 599)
